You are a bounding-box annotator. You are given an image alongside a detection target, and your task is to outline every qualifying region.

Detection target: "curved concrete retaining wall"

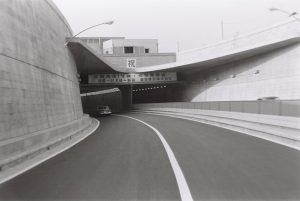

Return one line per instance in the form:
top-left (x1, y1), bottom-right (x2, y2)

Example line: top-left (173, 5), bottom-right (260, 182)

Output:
top-left (132, 104), bottom-right (300, 150)
top-left (0, 115), bottom-right (92, 170)
top-left (0, 0), bottom-right (96, 172)
top-left (133, 100), bottom-right (300, 117)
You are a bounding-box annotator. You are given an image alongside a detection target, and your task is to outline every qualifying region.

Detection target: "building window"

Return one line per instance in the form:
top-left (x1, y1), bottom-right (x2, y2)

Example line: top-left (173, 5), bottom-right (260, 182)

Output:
top-left (124, 46), bottom-right (134, 54)
top-left (145, 48), bottom-right (149, 53)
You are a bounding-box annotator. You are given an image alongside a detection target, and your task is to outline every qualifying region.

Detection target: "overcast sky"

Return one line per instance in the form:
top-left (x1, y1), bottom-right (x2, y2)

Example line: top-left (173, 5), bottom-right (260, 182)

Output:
top-left (53, 0), bottom-right (300, 52)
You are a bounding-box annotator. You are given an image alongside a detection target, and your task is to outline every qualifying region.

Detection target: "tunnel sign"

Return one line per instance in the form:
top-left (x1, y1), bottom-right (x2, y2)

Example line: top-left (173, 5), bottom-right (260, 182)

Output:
top-left (88, 72), bottom-right (177, 84)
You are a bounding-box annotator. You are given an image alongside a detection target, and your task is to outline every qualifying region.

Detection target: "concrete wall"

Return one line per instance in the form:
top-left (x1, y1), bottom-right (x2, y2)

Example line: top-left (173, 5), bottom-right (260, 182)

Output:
top-left (79, 37), bottom-right (126, 55)
top-left (132, 100), bottom-right (300, 118)
top-left (112, 46), bottom-right (148, 55)
top-left (0, 0), bottom-right (88, 164)
top-left (131, 105), bottom-right (300, 150)
top-left (103, 53), bottom-right (176, 68)
top-left (79, 37), bottom-right (102, 54)
top-left (173, 19), bottom-right (300, 101)
top-left (180, 43), bottom-right (300, 101)
top-left (103, 40), bottom-right (113, 54)
top-left (105, 39), bottom-right (159, 53)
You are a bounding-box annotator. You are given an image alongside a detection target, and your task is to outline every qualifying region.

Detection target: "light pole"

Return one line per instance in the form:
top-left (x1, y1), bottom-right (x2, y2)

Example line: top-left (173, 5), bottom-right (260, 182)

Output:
top-left (221, 20), bottom-right (224, 40)
top-left (64, 20), bottom-right (114, 47)
top-left (269, 8), bottom-right (299, 21)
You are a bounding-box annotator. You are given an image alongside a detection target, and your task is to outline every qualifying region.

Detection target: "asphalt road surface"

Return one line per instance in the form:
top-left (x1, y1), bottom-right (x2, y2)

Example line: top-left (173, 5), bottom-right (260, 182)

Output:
top-left (0, 113), bottom-right (299, 201)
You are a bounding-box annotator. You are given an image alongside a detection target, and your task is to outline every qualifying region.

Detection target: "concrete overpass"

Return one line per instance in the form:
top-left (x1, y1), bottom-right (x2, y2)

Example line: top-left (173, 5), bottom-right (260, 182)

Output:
top-left (1, 1), bottom-right (300, 200)
top-left (69, 19), bottom-right (300, 111)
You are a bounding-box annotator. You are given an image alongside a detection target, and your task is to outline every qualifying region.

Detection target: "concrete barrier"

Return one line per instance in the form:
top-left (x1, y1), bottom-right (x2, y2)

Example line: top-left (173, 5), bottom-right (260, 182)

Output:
top-left (133, 100), bottom-right (300, 117)
top-left (132, 107), bottom-right (300, 150)
top-left (0, 115), bottom-right (96, 171)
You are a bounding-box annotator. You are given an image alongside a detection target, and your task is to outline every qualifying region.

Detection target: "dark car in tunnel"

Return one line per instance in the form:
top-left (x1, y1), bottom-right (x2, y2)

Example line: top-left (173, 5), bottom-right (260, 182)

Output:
top-left (96, 105), bottom-right (112, 116)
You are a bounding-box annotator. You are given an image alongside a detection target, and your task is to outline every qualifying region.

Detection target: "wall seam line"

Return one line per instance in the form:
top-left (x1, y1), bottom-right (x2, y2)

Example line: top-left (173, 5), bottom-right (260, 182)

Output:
top-left (0, 53), bottom-right (78, 85)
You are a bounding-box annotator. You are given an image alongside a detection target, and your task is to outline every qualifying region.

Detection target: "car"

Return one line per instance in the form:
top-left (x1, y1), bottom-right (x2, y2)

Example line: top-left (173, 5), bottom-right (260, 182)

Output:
top-left (257, 96), bottom-right (279, 100)
top-left (96, 105), bottom-right (112, 116)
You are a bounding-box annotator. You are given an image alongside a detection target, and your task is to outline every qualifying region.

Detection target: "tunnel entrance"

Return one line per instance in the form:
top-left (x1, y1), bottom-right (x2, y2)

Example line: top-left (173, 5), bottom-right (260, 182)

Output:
top-left (80, 82), bottom-right (183, 114)
top-left (132, 83), bottom-right (180, 104)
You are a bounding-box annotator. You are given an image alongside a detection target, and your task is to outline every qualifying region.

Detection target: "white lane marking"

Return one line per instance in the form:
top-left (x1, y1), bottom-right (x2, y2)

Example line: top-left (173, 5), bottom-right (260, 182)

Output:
top-left (114, 114), bottom-right (194, 201)
top-left (0, 119), bottom-right (100, 185)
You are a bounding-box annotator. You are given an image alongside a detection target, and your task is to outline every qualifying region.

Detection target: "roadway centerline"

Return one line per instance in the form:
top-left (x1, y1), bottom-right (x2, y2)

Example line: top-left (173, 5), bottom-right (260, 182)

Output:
top-left (114, 114), bottom-right (194, 201)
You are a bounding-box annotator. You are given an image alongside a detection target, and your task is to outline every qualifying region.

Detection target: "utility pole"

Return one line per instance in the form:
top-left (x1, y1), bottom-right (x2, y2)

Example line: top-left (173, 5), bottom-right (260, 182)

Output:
top-left (269, 8), bottom-right (300, 22)
top-left (221, 20), bottom-right (224, 40)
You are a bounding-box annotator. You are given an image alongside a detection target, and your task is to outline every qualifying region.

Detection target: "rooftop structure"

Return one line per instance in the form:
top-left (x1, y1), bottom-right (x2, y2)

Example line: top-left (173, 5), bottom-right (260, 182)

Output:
top-left (103, 39), bottom-right (158, 55)
top-left (78, 37), bottom-right (176, 69)
top-left (79, 37), bottom-right (125, 54)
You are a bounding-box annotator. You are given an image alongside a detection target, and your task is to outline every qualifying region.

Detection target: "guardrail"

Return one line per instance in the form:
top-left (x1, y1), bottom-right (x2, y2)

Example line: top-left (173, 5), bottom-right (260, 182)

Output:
top-left (132, 100), bottom-right (300, 118)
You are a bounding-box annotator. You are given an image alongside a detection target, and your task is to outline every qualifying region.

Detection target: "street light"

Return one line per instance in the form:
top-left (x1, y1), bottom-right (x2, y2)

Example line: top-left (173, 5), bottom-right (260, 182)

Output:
top-left (64, 20), bottom-right (114, 47)
top-left (269, 8), bottom-right (299, 21)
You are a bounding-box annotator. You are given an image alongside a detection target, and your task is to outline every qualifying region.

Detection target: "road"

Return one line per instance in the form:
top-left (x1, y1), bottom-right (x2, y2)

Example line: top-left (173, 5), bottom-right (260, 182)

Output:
top-left (0, 113), bottom-right (299, 201)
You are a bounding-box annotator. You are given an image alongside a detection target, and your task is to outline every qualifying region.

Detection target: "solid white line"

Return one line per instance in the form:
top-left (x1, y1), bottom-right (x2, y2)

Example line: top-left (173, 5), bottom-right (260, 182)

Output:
top-left (114, 114), bottom-right (194, 201)
top-left (0, 119), bottom-right (100, 185)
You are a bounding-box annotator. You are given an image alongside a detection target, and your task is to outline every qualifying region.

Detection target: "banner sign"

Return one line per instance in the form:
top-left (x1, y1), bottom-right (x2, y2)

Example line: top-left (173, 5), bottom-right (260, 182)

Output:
top-left (88, 72), bottom-right (177, 84)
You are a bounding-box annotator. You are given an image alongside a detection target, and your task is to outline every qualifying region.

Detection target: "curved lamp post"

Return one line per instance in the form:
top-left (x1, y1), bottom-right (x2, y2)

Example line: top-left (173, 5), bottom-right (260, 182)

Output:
top-left (269, 8), bottom-right (299, 21)
top-left (64, 20), bottom-right (114, 47)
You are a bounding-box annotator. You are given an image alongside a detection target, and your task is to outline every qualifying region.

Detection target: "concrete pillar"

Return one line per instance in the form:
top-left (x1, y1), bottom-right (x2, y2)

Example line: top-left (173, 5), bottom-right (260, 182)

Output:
top-left (119, 85), bottom-right (133, 110)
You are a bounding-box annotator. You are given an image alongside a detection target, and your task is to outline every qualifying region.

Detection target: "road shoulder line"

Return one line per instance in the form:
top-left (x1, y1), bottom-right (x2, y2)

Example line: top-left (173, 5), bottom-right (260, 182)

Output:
top-left (114, 114), bottom-right (194, 201)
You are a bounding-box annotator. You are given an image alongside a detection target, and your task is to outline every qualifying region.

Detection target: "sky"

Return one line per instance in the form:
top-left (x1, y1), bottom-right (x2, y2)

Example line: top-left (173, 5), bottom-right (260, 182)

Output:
top-left (53, 0), bottom-right (300, 52)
